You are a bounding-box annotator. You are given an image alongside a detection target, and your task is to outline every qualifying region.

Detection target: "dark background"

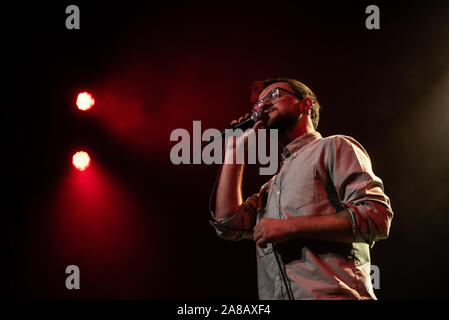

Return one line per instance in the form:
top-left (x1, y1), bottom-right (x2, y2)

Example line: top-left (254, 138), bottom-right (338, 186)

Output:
top-left (5, 1), bottom-right (449, 299)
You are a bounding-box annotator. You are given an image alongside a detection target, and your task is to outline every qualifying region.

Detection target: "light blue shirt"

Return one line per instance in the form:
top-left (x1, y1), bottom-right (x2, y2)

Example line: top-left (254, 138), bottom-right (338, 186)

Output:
top-left (211, 131), bottom-right (394, 300)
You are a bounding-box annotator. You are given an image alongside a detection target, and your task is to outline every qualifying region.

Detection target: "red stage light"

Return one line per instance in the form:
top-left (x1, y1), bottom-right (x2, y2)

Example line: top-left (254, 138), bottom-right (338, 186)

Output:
top-left (72, 151), bottom-right (91, 171)
top-left (76, 92), bottom-right (95, 111)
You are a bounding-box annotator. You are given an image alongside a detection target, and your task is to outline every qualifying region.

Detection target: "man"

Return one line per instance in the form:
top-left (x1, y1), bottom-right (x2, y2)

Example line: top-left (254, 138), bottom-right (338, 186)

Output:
top-left (210, 78), bottom-right (394, 300)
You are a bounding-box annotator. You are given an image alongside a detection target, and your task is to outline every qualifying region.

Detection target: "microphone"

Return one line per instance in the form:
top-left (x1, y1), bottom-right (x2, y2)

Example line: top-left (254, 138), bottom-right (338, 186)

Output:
top-left (202, 109), bottom-right (263, 147)
top-left (230, 109), bottom-right (262, 131)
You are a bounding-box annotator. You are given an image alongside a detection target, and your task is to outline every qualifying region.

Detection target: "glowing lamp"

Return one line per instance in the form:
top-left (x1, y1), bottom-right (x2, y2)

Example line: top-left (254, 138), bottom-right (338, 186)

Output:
top-left (72, 151), bottom-right (91, 171)
top-left (76, 92), bottom-right (95, 111)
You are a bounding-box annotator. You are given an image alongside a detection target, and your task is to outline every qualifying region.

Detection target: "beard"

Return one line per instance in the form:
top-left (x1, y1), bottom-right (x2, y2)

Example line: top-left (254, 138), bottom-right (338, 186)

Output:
top-left (264, 110), bottom-right (298, 136)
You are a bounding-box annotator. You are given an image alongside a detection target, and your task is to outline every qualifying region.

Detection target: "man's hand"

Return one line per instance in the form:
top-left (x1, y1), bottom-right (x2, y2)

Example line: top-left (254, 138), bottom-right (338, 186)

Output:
top-left (226, 114), bottom-right (264, 152)
top-left (253, 218), bottom-right (292, 248)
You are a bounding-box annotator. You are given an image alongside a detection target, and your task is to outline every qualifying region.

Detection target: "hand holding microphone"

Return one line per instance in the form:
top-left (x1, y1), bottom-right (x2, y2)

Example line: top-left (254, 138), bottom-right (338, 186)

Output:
top-left (202, 107), bottom-right (265, 148)
top-left (225, 110), bottom-right (265, 155)
top-left (229, 109), bottom-right (265, 131)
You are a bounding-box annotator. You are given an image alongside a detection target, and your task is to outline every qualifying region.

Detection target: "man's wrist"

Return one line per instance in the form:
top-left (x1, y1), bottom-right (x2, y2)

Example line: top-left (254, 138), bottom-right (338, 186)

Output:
top-left (285, 218), bottom-right (299, 239)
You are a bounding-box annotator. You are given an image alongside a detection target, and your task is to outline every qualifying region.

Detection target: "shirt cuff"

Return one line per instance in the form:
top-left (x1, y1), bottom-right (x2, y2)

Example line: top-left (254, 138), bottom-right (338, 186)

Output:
top-left (209, 205), bottom-right (254, 241)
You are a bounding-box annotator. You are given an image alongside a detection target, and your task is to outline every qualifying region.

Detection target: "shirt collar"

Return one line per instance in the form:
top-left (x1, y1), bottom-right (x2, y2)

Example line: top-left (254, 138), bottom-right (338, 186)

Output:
top-left (282, 131), bottom-right (322, 160)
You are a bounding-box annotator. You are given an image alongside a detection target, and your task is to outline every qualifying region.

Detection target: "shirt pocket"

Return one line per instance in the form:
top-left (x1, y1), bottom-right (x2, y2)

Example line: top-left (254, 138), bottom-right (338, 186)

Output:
top-left (281, 166), bottom-right (316, 211)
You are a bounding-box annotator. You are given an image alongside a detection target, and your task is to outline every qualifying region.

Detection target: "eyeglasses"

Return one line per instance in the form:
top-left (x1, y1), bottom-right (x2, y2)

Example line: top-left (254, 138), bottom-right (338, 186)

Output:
top-left (253, 87), bottom-right (299, 110)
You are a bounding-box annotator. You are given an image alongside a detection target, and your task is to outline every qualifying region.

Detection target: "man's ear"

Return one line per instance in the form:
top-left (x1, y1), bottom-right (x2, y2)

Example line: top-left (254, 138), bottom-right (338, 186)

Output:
top-left (300, 97), bottom-right (313, 113)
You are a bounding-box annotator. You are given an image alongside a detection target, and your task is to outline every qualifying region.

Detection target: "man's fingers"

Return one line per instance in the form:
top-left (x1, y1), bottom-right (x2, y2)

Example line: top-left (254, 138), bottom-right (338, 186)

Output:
top-left (257, 238), bottom-right (267, 248)
top-left (253, 224), bottom-right (265, 243)
top-left (231, 113), bottom-right (262, 128)
top-left (253, 224), bottom-right (259, 233)
top-left (253, 226), bottom-right (260, 238)
top-left (253, 120), bottom-right (264, 130)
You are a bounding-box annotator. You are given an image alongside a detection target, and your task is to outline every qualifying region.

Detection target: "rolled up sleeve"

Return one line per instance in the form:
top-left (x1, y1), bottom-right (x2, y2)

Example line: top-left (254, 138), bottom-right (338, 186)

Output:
top-left (328, 136), bottom-right (394, 247)
top-left (209, 192), bottom-right (260, 241)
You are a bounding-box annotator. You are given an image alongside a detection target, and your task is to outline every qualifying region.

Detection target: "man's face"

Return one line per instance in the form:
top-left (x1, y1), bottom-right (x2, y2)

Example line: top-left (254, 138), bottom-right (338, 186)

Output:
top-left (256, 82), bottom-right (301, 131)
